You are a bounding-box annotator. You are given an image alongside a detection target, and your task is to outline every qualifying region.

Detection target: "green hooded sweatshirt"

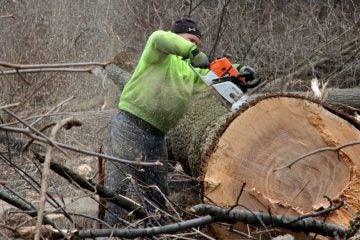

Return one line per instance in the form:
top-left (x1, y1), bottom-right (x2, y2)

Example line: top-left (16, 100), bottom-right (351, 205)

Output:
top-left (119, 30), bottom-right (209, 132)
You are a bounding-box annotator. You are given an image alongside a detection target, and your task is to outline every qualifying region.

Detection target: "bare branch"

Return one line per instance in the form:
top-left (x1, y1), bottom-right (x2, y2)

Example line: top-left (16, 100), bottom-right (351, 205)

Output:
top-left (0, 102), bottom-right (21, 111)
top-left (209, 0), bottom-right (232, 59)
top-left (74, 215), bottom-right (215, 239)
top-left (0, 125), bottom-right (163, 167)
top-left (0, 14), bottom-right (14, 18)
top-left (273, 140), bottom-right (360, 171)
top-left (34, 117), bottom-right (80, 240)
top-left (2, 109), bottom-right (68, 156)
top-left (191, 204), bottom-right (347, 238)
top-left (29, 96), bottom-right (75, 127)
top-left (0, 61), bottom-right (110, 69)
top-left (0, 68), bottom-right (92, 75)
top-left (287, 199), bottom-right (345, 224)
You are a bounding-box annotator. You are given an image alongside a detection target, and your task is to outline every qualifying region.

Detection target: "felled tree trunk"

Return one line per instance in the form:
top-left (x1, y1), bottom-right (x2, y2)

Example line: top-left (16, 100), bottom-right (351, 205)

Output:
top-left (168, 93), bottom-right (360, 239)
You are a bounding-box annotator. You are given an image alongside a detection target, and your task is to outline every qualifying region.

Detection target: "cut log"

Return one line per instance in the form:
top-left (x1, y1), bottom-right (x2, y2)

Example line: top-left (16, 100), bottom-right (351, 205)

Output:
top-left (168, 94), bottom-right (360, 239)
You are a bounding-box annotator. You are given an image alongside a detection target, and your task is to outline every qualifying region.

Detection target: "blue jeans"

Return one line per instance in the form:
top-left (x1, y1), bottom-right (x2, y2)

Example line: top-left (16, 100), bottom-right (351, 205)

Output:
top-left (104, 110), bottom-right (168, 225)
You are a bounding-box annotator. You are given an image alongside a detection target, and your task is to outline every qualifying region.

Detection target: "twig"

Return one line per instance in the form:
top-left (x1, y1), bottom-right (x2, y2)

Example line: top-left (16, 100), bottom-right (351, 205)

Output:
top-left (0, 117), bottom-right (13, 162)
top-left (29, 96), bottom-right (74, 127)
top-left (0, 125), bottom-right (162, 167)
top-left (0, 102), bottom-right (21, 110)
top-left (273, 140), bottom-right (360, 171)
top-left (34, 117), bottom-right (79, 240)
top-left (2, 109), bottom-right (68, 156)
top-left (19, 75), bottom-right (54, 111)
top-left (21, 96), bottom-right (75, 151)
top-left (49, 210), bottom-right (112, 229)
top-left (0, 68), bottom-right (93, 75)
top-left (286, 199), bottom-right (345, 224)
top-left (22, 123), bottom-right (55, 152)
top-left (226, 182), bottom-right (246, 214)
top-left (15, 69), bottom-right (31, 85)
top-left (187, 0), bottom-right (207, 16)
top-left (0, 61), bottom-right (110, 69)
top-left (0, 14), bottom-right (14, 18)
top-left (224, 182), bottom-right (274, 238)
top-left (0, 61), bottom-right (112, 75)
top-left (209, 0), bottom-right (232, 60)
top-left (97, 146), bottom-right (106, 227)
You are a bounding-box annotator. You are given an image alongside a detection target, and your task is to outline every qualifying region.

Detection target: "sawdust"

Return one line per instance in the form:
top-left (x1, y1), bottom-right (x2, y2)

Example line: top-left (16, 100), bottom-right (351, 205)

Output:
top-left (306, 111), bottom-right (338, 147)
top-left (306, 108), bottom-right (360, 227)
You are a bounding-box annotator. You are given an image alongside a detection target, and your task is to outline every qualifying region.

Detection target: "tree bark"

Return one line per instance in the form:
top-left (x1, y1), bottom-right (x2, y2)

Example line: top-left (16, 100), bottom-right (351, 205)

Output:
top-left (168, 94), bottom-right (360, 239)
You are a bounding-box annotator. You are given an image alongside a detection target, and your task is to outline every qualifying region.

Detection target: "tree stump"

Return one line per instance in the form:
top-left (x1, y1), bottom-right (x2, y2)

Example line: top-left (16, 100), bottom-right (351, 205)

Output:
top-left (168, 94), bottom-right (360, 239)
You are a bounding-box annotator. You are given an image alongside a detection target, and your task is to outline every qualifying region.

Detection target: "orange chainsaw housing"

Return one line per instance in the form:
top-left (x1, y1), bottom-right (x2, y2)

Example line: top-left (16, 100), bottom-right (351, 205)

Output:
top-left (209, 57), bottom-right (246, 83)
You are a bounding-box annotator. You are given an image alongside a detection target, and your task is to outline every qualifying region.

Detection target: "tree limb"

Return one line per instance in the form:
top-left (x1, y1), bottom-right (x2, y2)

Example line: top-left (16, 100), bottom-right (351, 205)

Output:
top-left (33, 153), bottom-right (147, 219)
top-left (191, 204), bottom-right (347, 238)
top-left (0, 191), bottom-right (64, 238)
top-left (74, 215), bottom-right (214, 239)
top-left (73, 202), bottom-right (348, 239)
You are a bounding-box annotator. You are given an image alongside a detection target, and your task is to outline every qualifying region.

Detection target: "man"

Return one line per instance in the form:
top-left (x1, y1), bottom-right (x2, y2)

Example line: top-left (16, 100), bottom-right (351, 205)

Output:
top-left (105, 17), bottom-right (253, 225)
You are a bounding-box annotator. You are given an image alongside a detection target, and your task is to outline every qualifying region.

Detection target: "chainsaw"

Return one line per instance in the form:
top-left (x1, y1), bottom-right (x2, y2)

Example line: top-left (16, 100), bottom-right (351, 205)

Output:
top-left (189, 57), bottom-right (262, 112)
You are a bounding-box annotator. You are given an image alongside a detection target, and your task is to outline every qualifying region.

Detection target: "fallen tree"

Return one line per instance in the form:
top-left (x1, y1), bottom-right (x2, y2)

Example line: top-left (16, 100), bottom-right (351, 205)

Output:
top-left (168, 93), bottom-right (360, 239)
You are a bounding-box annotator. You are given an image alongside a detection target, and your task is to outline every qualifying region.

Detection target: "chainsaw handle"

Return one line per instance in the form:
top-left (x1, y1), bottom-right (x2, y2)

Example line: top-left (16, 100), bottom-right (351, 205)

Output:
top-left (235, 71), bottom-right (254, 79)
top-left (213, 75), bottom-right (262, 89)
top-left (238, 76), bottom-right (262, 88)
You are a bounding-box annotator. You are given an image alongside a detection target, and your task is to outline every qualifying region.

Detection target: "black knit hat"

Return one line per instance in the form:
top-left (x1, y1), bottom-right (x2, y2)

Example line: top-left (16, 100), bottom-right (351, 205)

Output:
top-left (170, 17), bottom-right (202, 38)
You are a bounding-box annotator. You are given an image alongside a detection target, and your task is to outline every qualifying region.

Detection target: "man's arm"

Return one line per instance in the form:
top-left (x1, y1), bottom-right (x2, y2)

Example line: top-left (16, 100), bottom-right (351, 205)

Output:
top-left (151, 30), bottom-right (196, 57)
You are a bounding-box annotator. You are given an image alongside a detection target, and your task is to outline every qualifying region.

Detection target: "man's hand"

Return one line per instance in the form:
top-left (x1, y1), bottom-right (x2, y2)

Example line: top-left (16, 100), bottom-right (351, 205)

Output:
top-left (190, 48), bottom-right (209, 68)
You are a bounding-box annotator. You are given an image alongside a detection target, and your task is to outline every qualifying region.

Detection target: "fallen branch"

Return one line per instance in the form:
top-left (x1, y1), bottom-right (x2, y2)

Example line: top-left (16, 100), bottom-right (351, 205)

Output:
top-left (0, 191), bottom-right (64, 238)
top-left (0, 61), bottom-right (111, 75)
top-left (74, 215), bottom-right (215, 239)
top-left (0, 68), bottom-right (93, 75)
top-left (0, 61), bottom-right (110, 69)
top-left (191, 204), bottom-right (347, 238)
top-left (33, 153), bottom-right (147, 218)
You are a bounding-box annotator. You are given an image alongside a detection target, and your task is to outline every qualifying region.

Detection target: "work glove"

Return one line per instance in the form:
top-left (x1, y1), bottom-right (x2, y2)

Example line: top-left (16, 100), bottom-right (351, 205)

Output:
top-left (238, 65), bottom-right (255, 81)
top-left (190, 48), bottom-right (210, 68)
